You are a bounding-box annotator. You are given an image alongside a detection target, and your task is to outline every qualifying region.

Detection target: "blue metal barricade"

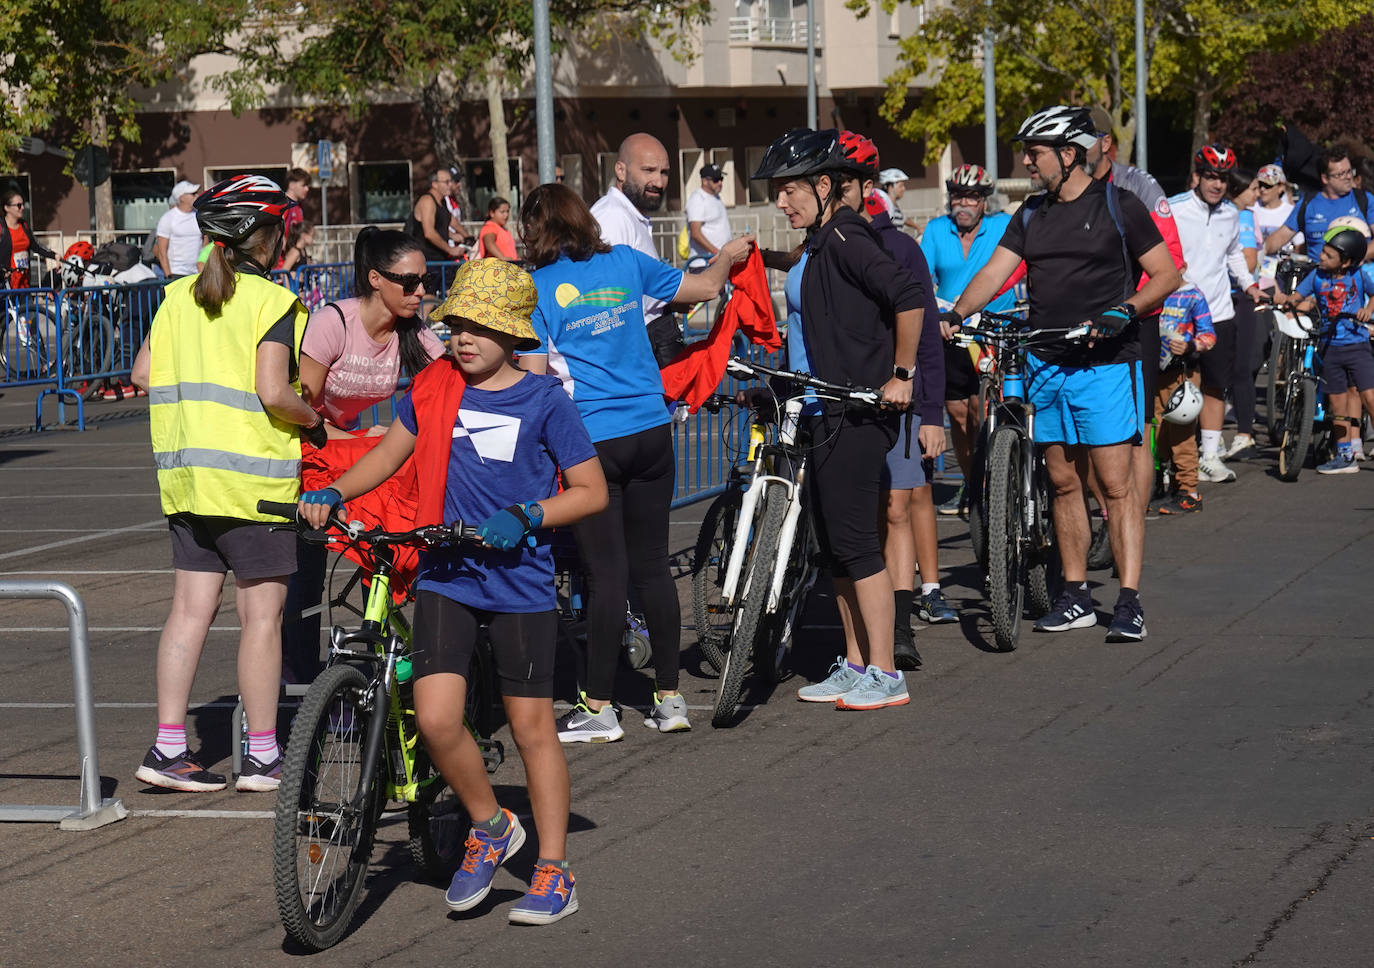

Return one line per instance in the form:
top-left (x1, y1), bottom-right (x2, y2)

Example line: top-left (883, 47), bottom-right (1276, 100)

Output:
top-left (1, 287), bottom-right (62, 388)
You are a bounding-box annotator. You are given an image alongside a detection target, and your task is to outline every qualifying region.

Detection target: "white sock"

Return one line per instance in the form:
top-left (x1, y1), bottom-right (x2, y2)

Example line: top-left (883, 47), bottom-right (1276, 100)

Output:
top-left (921, 582), bottom-right (940, 596)
top-left (1200, 430), bottom-right (1222, 460)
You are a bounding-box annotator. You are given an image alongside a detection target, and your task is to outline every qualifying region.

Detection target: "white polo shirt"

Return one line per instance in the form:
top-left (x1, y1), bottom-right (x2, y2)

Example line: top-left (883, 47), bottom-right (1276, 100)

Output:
top-left (685, 187), bottom-right (731, 256)
top-left (590, 185), bottom-right (669, 319)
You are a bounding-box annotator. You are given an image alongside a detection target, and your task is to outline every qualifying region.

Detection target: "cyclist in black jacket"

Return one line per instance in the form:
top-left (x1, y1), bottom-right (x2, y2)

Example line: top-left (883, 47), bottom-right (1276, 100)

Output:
top-left (752, 128), bottom-right (925, 711)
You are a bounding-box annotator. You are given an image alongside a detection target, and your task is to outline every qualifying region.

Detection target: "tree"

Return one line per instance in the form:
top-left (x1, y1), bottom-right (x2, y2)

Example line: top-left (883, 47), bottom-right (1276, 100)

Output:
top-left (219, 0), bottom-right (713, 177)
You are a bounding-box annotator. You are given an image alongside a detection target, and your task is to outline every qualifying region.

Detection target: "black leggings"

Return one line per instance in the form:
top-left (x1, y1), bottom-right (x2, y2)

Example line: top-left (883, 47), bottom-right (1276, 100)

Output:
top-left (805, 410), bottom-right (898, 581)
top-left (1230, 295), bottom-right (1263, 435)
top-left (572, 424), bottom-right (679, 698)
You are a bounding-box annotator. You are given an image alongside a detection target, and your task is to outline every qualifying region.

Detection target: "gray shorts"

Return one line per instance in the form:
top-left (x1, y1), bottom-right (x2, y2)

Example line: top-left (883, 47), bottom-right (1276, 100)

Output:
top-left (881, 414), bottom-right (930, 490)
top-left (168, 513), bottom-right (297, 580)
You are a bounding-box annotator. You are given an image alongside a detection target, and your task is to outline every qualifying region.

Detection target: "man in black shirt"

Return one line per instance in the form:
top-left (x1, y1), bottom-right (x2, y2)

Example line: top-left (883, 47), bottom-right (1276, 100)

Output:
top-left (947, 105), bottom-right (1181, 643)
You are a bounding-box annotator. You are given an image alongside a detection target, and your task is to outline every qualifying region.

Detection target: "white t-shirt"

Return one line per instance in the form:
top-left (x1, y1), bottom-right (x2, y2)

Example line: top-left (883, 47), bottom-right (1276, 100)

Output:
top-left (156, 207), bottom-right (203, 276)
top-left (589, 185), bottom-right (665, 319)
top-left (1252, 197), bottom-right (1299, 288)
top-left (685, 188), bottom-right (731, 256)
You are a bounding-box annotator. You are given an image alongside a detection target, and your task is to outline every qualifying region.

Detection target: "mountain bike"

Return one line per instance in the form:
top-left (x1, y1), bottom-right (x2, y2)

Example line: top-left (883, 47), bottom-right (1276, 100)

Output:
top-left (1264, 249), bottom-right (1316, 440)
top-left (257, 500), bottom-right (502, 951)
top-left (0, 292), bottom-right (59, 381)
top-left (958, 312), bottom-right (1089, 652)
top-left (1273, 311), bottom-right (1359, 481)
top-left (689, 357), bottom-right (881, 726)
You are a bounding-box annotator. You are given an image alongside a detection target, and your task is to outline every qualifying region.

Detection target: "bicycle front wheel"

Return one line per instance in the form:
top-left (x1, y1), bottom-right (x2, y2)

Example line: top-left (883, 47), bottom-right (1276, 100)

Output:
top-left (274, 663), bottom-right (383, 951)
top-left (1277, 374), bottom-right (1316, 482)
top-left (1026, 452), bottom-right (1060, 618)
top-left (691, 489), bottom-right (742, 674)
top-left (1264, 334), bottom-right (1294, 443)
top-left (985, 427), bottom-right (1025, 652)
top-left (967, 425), bottom-right (990, 571)
top-left (61, 310), bottom-right (114, 380)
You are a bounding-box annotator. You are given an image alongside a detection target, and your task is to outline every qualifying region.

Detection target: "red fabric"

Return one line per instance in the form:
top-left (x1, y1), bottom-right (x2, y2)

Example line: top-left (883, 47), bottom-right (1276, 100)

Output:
top-left (300, 433), bottom-right (422, 598)
top-left (408, 354), bottom-right (467, 526)
top-left (660, 247), bottom-right (781, 411)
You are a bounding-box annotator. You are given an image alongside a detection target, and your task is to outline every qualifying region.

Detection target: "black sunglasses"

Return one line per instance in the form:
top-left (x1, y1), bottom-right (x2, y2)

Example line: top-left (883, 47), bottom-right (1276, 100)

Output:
top-left (1258, 182), bottom-right (1278, 189)
top-left (377, 268), bottom-right (437, 295)
top-left (949, 190), bottom-right (985, 201)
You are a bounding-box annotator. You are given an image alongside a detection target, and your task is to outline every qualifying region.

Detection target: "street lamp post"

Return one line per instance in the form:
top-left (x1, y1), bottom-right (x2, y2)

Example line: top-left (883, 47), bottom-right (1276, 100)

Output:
top-left (533, 0), bottom-right (557, 184)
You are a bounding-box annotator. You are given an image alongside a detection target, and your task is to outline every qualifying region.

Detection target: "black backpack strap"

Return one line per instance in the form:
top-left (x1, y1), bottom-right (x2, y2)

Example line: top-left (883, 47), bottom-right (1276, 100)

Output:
top-left (1102, 180), bottom-right (1134, 301)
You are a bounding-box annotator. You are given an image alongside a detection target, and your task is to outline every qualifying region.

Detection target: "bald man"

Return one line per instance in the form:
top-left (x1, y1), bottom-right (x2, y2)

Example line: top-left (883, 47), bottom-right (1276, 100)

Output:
top-left (590, 133), bottom-right (670, 258)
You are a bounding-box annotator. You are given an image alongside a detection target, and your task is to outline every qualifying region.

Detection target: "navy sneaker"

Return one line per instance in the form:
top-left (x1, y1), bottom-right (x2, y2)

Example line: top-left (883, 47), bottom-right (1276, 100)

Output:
top-left (134, 746), bottom-right (226, 792)
top-left (1034, 592), bottom-right (1097, 633)
top-left (508, 864), bottom-right (579, 925)
top-left (1105, 597), bottom-right (1147, 643)
top-left (915, 588), bottom-right (957, 624)
top-left (236, 752), bottom-right (283, 792)
top-left (445, 809), bottom-right (527, 911)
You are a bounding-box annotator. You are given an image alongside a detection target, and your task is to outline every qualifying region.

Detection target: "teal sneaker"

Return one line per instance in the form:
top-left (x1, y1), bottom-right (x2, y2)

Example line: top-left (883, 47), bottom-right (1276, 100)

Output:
top-left (835, 665), bottom-right (911, 710)
top-left (509, 863), bottom-right (579, 925)
top-left (445, 809), bottom-right (527, 911)
top-left (797, 657), bottom-right (864, 703)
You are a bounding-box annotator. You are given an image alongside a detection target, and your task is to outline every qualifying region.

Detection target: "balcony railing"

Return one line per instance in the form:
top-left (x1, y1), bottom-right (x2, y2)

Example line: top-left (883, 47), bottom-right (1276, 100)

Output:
top-left (728, 16), bottom-right (819, 46)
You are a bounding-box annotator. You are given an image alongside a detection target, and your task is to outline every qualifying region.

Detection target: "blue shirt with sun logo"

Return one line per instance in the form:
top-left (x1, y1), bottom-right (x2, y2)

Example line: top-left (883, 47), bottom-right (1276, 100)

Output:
top-left (527, 244), bottom-right (685, 442)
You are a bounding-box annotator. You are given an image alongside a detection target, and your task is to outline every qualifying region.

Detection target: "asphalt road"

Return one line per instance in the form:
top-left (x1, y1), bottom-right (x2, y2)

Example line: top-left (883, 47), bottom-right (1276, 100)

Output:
top-left (0, 389), bottom-right (1370, 967)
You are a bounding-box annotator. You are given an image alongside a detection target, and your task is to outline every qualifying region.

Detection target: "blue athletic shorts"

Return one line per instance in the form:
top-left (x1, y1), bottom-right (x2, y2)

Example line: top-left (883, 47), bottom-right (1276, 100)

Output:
top-left (881, 414), bottom-right (929, 490)
top-left (1026, 354), bottom-right (1144, 447)
top-left (1321, 342), bottom-right (1374, 396)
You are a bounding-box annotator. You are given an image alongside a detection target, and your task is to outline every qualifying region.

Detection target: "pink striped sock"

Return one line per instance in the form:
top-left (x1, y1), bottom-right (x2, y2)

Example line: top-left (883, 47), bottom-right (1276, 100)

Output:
top-left (247, 729), bottom-right (280, 763)
top-left (155, 723), bottom-right (187, 758)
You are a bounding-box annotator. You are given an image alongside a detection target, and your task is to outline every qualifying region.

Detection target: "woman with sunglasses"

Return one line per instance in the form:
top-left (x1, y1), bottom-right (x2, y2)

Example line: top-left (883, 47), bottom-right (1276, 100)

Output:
top-left (1, 190), bottom-right (56, 290)
top-left (282, 226), bottom-right (446, 682)
top-left (1252, 164), bottom-right (1296, 292)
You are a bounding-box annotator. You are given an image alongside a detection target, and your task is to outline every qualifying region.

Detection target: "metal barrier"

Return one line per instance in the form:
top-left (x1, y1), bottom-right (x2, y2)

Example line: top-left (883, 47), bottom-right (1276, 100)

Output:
top-left (0, 581), bottom-right (127, 830)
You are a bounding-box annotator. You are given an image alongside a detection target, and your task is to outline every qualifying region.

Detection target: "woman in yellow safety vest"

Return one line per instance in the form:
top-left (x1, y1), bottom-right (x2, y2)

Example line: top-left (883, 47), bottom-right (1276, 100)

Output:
top-left (130, 175), bottom-right (326, 793)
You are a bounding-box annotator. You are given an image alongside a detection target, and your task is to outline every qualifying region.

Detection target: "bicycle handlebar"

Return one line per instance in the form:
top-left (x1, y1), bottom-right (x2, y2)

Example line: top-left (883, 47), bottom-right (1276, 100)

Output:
top-left (725, 357), bottom-right (883, 407)
top-left (256, 499), bottom-right (482, 548)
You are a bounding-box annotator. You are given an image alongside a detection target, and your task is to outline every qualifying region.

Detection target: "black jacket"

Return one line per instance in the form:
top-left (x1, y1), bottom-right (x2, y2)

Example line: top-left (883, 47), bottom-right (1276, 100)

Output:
top-left (1, 219), bottom-right (55, 288)
top-left (799, 207), bottom-right (925, 400)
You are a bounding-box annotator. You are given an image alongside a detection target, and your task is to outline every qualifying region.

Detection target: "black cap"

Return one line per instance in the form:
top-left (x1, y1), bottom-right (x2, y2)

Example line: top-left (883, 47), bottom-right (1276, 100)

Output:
top-left (700, 164), bottom-right (725, 181)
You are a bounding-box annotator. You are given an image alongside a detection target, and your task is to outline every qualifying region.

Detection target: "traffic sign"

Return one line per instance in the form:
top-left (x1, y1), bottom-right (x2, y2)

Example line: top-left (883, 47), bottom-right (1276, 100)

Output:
top-left (317, 140), bottom-right (333, 183)
top-left (73, 146), bottom-right (111, 188)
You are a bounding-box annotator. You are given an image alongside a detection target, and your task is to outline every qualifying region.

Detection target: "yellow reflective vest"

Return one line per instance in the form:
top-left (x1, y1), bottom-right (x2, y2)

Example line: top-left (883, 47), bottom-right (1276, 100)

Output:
top-left (148, 273), bottom-right (308, 521)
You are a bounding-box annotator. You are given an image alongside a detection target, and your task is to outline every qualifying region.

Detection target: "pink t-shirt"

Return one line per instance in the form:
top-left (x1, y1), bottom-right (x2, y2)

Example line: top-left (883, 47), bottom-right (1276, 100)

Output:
top-left (302, 297), bottom-right (445, 430)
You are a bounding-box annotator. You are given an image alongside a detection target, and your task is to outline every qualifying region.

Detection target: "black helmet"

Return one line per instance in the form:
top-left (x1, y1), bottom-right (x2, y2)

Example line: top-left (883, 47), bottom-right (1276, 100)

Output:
top-left (1323, 227), bottom-right (1368, 267)
top-left (750, 128), bottom-right (843, 180)
top-left (194, 175), bottom-right (296, 246)
top-left (1013, 105), bottom-right (1100, 151)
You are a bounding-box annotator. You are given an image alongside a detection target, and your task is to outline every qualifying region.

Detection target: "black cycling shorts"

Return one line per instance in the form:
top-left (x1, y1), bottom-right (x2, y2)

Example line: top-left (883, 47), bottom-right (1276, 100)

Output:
top-left (1200, 317), bottom-right (1236, 392)
top-left (944, 340), bottom-right (981, 400)
top-left (411, 591), bottom-right (557, 699)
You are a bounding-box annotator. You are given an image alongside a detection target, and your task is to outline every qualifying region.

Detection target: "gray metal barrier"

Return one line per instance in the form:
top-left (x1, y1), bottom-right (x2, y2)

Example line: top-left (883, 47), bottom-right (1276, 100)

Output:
top-left (0, 580), bottom-right (126, 830)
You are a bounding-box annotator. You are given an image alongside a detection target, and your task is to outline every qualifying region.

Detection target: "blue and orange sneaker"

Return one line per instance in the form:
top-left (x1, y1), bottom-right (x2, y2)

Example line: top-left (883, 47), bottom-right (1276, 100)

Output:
top-left (509, 863), bottom-right (579, 925)
top-left (445, 809), bottom-right (526, 911)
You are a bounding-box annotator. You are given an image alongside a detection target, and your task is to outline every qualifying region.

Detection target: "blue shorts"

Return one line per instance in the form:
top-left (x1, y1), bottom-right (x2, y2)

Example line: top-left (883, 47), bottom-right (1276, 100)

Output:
top-left (1321, 341), bottom-right (1374, 396)
top-left (881, 414), bottom-right (930, 489)
top-left (1026, 355), bottom-right (1144, 447)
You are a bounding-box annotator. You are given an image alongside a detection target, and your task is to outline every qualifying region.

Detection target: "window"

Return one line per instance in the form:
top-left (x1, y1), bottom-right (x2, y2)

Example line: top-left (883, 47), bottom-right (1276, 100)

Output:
top-left (111, 169), bottom-right (176, 231)
top-left (351, 161), bottom-right (412, 222)
top-left (745, 147), bottom-right (770, 204)
top-left (559, 154), bottom-right (584, 199)
top-left (203, 165), bottom-right (289, 191)
top-left (462, 158), bottom-right (522, 218)
top-left (598, 152), bottom-right (619, 195)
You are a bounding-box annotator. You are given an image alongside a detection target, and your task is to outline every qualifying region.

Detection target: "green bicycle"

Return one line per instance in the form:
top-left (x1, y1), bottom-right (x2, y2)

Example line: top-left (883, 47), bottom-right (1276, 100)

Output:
top-left (257, 500), bottom-right (503, 951)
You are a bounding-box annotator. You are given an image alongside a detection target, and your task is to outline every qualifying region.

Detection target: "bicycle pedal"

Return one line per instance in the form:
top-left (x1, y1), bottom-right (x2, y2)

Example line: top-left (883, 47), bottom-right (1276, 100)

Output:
top-left (478, 738), bottom-right (505, 774)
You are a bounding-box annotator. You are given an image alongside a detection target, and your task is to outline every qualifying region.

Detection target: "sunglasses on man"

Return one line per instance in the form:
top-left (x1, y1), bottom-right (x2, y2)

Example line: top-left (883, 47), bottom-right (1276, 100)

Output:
top-left (377, 268), bottom-right (439, 295)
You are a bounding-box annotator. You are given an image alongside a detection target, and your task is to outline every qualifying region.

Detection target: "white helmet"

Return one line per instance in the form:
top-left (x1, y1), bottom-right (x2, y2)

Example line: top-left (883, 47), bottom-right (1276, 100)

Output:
top-left (1162, 380), bottom-right (1203, 425)
top-left (1326, 216), bottom-right (1371, 239)
top-left (879, 167), bottom-right (909, 186)
top-left (1013, 105), bottom-right (1100, 152)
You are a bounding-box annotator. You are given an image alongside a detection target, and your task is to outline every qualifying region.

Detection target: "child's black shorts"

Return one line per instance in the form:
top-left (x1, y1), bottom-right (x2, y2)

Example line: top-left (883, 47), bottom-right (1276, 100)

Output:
top-left (411, 590), bottom-right (557, 699)
top-left (1322, 341), bottom-right (1374, 396)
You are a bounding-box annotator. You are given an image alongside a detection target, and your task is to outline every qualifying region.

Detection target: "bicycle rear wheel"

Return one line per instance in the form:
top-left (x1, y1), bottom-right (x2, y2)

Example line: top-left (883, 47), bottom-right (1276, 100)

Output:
top-left (1264, 334), bottom-right (1295, 443)
top-left (1277, 374), bottom-right (1315, 482)
top-left (691, 489), bottom-right (742, 674)
top-left (1026, 453), bottom-right (1059, 618)
top-left (712, 481), bottom-right (786, 727)
top-left (61, 309), bottom-right (114, 380)
top-left (274, 663), bottom-right (383, 951)
top-left (985, 427), bottom-right (1025, 652)
top-left (967, 425), bottom-right (990, 571)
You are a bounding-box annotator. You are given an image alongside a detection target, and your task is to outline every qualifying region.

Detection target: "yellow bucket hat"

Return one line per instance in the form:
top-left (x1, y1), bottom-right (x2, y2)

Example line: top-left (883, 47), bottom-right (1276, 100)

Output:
top-left (428, 258), bottom-right (541, 351)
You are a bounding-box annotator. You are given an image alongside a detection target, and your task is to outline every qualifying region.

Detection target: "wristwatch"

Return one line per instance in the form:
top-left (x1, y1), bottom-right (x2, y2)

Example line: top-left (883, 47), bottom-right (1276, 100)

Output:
top-left (893, 365), bottom-right (914, 381)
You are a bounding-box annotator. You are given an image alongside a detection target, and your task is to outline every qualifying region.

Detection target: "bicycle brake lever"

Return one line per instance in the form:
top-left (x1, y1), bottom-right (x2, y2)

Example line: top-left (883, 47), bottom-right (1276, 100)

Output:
top-left (726, 359), bottom-right (754, 378)
top-left (1064, 325), bottom-right (1091, 341)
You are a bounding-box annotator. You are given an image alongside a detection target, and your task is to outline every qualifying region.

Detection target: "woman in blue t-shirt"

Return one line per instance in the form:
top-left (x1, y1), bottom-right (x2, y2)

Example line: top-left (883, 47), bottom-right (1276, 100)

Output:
top-left (298, 259), bottom-right (608, 925)
top-left (518, 183), bottom-right (751, 740)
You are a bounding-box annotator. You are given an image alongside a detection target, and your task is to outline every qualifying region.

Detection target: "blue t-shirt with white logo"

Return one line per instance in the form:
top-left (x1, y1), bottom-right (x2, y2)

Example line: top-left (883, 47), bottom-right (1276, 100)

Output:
top-left (1295, 267), bottom-right (1372, 345)
top-left (919, 212), bottom-right (1016, 313)
top-left (1283, 190), bottom-right (1374, 252)
top-left (528, 245), bottom-right (685, 443)
top-left (395, 371), bottom-right (597, 612)
top-left (783, 250), bottom-right (822, 415)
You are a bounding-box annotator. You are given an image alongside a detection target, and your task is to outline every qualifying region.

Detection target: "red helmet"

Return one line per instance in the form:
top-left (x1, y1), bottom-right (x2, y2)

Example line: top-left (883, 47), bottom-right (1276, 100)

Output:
top-left (64, 241), bottom-right (95, 262)
top-left (838, 130), bottom-right (880, 180)
top-left (194, 174), bottom-right (296, 245)
top-left (1194, 144), bottom-right (1237, 174)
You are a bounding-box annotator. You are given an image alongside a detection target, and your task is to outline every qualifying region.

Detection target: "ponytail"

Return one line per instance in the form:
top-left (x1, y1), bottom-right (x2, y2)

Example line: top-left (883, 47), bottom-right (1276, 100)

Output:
top-left (193, 224), bottom-right (283, 317)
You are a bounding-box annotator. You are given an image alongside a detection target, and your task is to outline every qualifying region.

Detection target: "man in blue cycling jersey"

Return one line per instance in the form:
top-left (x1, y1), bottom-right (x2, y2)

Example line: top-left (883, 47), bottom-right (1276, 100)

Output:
top-left (921, 163), bottom-right (1013, 516)
top-left (947, 105), bottom-right (1181, 643)
top-left (1264, 145), bottom-right (1374, 262)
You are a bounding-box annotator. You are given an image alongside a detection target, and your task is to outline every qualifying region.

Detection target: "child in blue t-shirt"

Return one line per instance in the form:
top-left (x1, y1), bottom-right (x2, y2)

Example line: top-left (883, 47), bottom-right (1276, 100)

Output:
top-left (1285, 228), bottom-right (1374, 473)
top-left (298, 259), bottom-right (607, 926)
top-left (1154, 284), bottom-right (1216, 512)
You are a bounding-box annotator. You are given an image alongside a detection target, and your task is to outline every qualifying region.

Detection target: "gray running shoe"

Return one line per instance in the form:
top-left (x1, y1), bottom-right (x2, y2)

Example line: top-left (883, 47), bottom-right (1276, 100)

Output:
top-left (937, 484), bottom-right (966, 517)
top-left (555, 697), bottom-right (624, 743)
top-left (797, 657), bottom-right (864, 703)
top-left (643, 692), bottom-right (692, 732)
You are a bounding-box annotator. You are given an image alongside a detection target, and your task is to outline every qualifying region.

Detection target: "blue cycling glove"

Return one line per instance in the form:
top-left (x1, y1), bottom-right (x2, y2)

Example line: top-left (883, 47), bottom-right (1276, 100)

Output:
top-left (477, 502), bottom-right (543, 551)
top-left (1090, 303), bottom-right (1136, 336)
top-left (300, 487), bottom-right (343, 517)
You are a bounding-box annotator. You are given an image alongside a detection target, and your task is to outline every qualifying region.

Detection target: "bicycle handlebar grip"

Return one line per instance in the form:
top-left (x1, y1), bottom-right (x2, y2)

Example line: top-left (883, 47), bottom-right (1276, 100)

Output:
top-left (257, 500), bottom-right (300, 520)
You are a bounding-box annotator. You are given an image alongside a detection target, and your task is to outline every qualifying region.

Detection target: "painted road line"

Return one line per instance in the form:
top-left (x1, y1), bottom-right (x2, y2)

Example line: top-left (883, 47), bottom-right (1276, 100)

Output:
top-left (0, 701), bottom-right (295, 709)
top-left (0, 528), bottom-right (164, 533)
top-left (0, 570), bottom-right (173, 575)
top-left (0, 466), bottom-right (153, 471)
top-left (0, 494), bottom-right (159, 499)
top-left (127, 809), bottom-right (275, 819)
top-left (0, 518), bottom-right (167, 561)
top-left (2, 626), bottom-right (241, 632)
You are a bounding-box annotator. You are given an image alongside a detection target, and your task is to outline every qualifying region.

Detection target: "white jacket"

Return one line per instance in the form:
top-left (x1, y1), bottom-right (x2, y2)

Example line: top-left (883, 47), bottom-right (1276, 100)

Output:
top-left (1168, 190), bottom-right (1256, 323)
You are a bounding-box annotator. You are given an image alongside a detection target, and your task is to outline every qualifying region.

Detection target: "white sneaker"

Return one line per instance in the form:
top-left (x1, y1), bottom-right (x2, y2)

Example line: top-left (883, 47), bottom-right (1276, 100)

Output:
top-left (1224, 433), bottom-right (1256, 459)
top-left (1197, 456), bottom-right (1236, 483)
top-left (555, 696), bottom-right (624, 743)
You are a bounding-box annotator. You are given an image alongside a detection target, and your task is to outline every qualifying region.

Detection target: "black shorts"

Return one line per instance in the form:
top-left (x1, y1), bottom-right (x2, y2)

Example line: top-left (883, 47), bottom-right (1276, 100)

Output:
top-left (168, 513), bottom-right (296, 580)
top-left (943, 340), bottom-right (980, 400)
top-left (1200, 317), bottom-right (1236, 392)
top-left (1139, 314), bottom-right (1160, 423)
top-left (1321, 342), bottom-right (1374, 396)
top-left (411, 590), bottom-right (556, 699)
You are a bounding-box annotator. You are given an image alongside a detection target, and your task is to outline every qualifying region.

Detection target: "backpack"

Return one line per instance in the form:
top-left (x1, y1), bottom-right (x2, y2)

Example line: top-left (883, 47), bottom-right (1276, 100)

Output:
top-left (90, 241), bottom-right (141, 275)
top-left (1294, 188), bottom-right (1371, 241)
top-left (1020, 179), bottom-right (1133, 301)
